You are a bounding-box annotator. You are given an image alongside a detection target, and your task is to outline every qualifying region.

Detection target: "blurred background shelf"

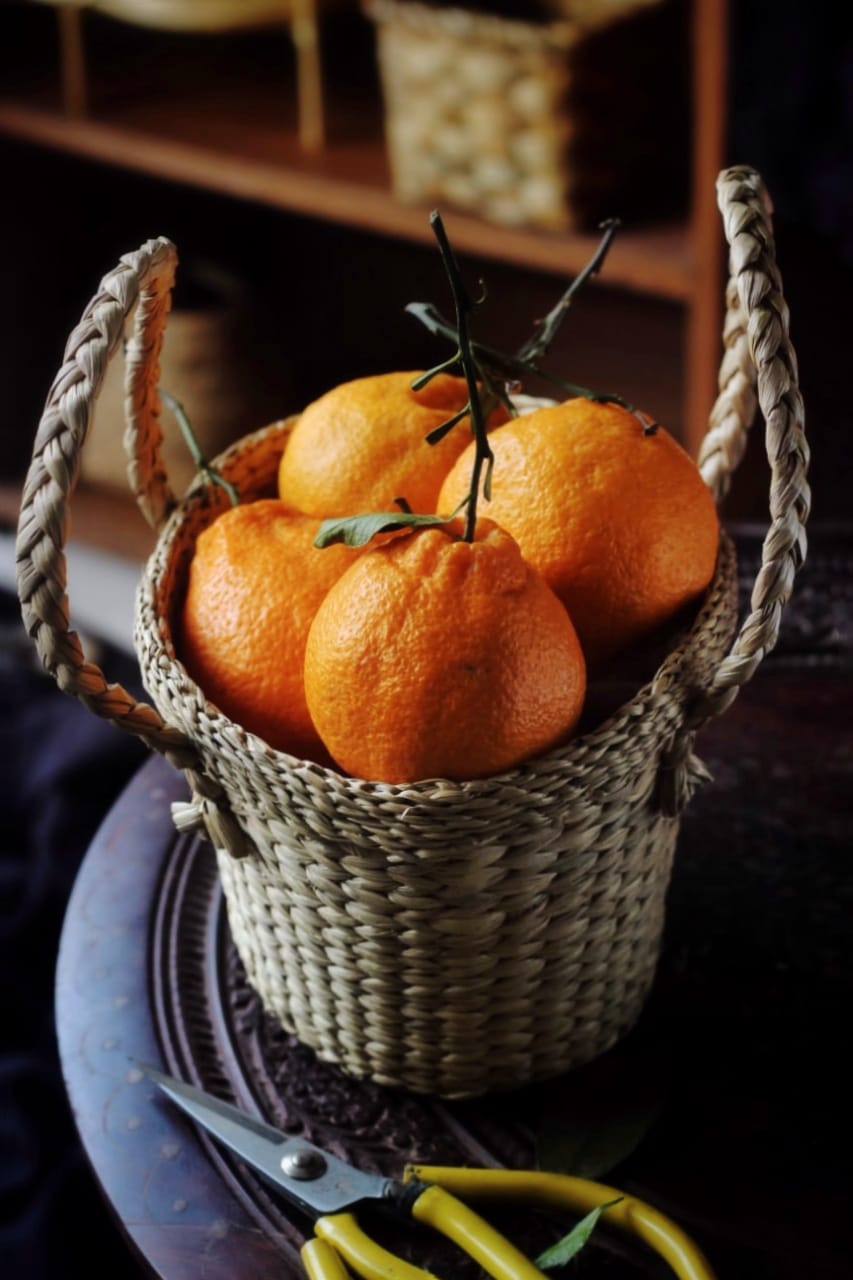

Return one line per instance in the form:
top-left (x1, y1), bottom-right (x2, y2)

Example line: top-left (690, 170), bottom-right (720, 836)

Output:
top-left (0, 97), bottom-right (697, 300)
top-left (13, 0), bottom-right (851, 580)
top-left (0, 0), bottom-right (726, 465)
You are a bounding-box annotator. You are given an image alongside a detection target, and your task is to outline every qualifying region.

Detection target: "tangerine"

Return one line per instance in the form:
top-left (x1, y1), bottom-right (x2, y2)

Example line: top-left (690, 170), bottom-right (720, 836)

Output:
top-left (277, 370), bottom-right (508, 517)
top-left (437, 398), bottom-right (720, 665)
top-left (179, 499), bottom-right (360, 758)
top-left (303, 517), bottom-right (586, 784)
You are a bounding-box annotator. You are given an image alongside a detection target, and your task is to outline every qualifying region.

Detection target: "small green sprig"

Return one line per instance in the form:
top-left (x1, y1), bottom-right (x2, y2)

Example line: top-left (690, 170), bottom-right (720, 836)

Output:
top-left (517, 218), bottom-right (621, 365)
top-left (535, 1198), bottom-right (624, 1270)
top-left (314, 210), bottom-right (658, 554)
top-left (161, 389), bottom-right (240, 506)
top-left (407, 216), bottom-right (659, 437)
top-left (314, 212), bottom-right (496, 549)
top-left (428, 209), bottom-right (494, 542)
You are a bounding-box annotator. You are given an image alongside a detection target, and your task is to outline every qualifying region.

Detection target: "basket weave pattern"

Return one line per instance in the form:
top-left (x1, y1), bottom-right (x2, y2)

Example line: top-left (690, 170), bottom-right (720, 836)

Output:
top-left (16, 167), bottom-right (809, 1097)
top-left (136, 422), bottom-right (738, 1094)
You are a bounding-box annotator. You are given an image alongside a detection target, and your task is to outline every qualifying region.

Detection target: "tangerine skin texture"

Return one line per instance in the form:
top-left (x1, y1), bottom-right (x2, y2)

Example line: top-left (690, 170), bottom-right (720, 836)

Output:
top-left (277, 370), bottom-right (508, 517)
top-left (179, 499), bottom-right (360, 759)
top-left (303, 518), bottom-right (587, 784)
top-left (437, 399), bottom-right (720, 666)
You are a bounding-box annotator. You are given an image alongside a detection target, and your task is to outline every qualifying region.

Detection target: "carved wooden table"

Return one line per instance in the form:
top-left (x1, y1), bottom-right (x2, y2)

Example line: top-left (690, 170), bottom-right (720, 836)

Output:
top-left (55, 526), bottom-right (853, 1280)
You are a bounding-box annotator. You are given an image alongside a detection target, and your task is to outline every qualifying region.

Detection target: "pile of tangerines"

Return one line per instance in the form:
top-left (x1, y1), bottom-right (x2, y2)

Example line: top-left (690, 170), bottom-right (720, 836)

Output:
top-left (178, 223), bottom-right (719, 785)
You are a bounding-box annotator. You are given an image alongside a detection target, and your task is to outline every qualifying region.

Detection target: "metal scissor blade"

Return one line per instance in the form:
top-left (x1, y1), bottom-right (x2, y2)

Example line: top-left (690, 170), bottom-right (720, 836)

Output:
top-left (135, 1061), bottom-right (392, 1217)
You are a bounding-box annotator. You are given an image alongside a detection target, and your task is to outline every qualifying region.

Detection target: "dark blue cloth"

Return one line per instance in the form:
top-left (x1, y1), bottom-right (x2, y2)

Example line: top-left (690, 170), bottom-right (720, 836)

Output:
top-left (0, 590), bottom-right (148, 1279)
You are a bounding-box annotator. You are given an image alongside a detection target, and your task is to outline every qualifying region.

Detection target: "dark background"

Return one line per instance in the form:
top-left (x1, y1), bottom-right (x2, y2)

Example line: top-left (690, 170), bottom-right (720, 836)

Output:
top-left (0, 2), bottom-right (850, 1276)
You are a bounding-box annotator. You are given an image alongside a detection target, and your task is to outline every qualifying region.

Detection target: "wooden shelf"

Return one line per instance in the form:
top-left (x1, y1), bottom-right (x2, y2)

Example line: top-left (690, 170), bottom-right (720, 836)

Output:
top-left (0, 2), bottom-right (707, 295)
top-left (0, 100), bottom-right (694, 302)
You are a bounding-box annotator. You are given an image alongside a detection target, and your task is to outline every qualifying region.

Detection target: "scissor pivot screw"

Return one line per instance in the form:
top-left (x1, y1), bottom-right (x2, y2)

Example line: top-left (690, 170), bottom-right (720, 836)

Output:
top-left (281, 1148), bottom-right (327, 1181)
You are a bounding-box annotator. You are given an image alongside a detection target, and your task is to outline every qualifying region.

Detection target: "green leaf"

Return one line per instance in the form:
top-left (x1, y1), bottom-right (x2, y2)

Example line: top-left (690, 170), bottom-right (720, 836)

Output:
top-left (535, 1199), bottom-right (623, 1270)
top-left (534, 1032), bottom-right (670, 1180)
top-left (314, 509), bottom-right (460, 549)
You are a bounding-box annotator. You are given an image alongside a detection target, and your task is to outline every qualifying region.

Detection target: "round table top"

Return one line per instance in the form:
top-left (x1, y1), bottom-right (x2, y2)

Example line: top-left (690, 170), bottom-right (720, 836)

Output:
top-left (55, 555), bottom-right (853, 1280)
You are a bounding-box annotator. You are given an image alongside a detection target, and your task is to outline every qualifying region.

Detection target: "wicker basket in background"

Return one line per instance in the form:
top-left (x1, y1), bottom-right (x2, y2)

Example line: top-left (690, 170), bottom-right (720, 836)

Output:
top-left (80, 260), bottom-right (290, 499)
top-left (16, 167), bottom-right (808, 1097)
top-left (363, 0), bottom-right (687, 232)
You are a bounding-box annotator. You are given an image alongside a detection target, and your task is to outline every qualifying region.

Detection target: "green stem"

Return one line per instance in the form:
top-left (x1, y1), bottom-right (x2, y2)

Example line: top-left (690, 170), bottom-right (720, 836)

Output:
top-left (408, 297), bottom-right (656, 432)
top-left (410, 354), bottom-right (461, 389)
top-left (407, 219), bottom-right (626, 419)
top-left (429, 211), bottom-right (492, 543)
top-left (161, 389), bottom-right (239, 506)
top-left (517, 219), bottom-right (620, 363)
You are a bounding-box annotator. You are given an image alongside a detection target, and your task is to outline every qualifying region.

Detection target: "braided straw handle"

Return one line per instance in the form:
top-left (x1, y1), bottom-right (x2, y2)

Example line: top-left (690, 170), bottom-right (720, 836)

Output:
top-left (15, 236), bottom-right (199, 770)
top-left (695, 165), bottom-right (810, 721)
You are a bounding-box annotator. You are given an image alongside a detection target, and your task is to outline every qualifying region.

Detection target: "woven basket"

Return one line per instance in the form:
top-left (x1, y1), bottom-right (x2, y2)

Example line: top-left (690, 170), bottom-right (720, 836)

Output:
top-left (16, 166), bottom-right (808, 1098)
top-left (364, 0), bottom-right (687, 232)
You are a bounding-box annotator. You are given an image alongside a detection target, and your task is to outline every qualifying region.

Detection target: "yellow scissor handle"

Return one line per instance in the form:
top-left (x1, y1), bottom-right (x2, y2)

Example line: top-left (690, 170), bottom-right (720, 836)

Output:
top-left (411, 1183), bottom-right (549, 1280)
top-left (300, 1185), bottom-right (550, 1280)
top-left (305, 1211), bottom-right (438, 1280)
top-left (301, 1237), bottom-right (352, 1280)
top-left (406, 1165), bottom-right (718, 1280)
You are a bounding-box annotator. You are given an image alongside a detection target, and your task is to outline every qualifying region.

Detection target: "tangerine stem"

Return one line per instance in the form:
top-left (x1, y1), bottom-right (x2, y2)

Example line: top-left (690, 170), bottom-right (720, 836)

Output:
top-left (161, 388), bottom-right (239, 506)
top-left (429, 210), bottom-right (492, 543)
top-left (517, 219), bottom-right (621, 364)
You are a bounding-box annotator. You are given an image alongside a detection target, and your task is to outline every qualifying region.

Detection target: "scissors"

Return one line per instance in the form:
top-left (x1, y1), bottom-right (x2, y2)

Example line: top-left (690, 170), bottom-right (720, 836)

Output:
top-left (139, 1063), bottom-right (717, 1280)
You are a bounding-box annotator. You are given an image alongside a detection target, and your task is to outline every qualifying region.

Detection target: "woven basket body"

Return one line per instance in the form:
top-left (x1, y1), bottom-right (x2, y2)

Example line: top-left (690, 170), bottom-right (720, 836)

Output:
top-left (16, 167), bottom-right (809, 1097)
top-left (136, 421), bottom-right (738, 1095)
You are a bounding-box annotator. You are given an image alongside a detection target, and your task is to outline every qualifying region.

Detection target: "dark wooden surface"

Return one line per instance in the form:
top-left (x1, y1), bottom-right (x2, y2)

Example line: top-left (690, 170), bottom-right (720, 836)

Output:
top-left (55, 525), bottom-right (853, 1280)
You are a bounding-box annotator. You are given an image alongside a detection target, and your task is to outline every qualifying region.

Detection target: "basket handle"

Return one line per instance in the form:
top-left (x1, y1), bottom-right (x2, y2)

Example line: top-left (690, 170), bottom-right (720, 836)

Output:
top-left (656, 167), bottom-right (809, 816)
top-left (697, 165), bottom-right (810, 716)
top-left (15, 236), bottom-right (200, 770)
